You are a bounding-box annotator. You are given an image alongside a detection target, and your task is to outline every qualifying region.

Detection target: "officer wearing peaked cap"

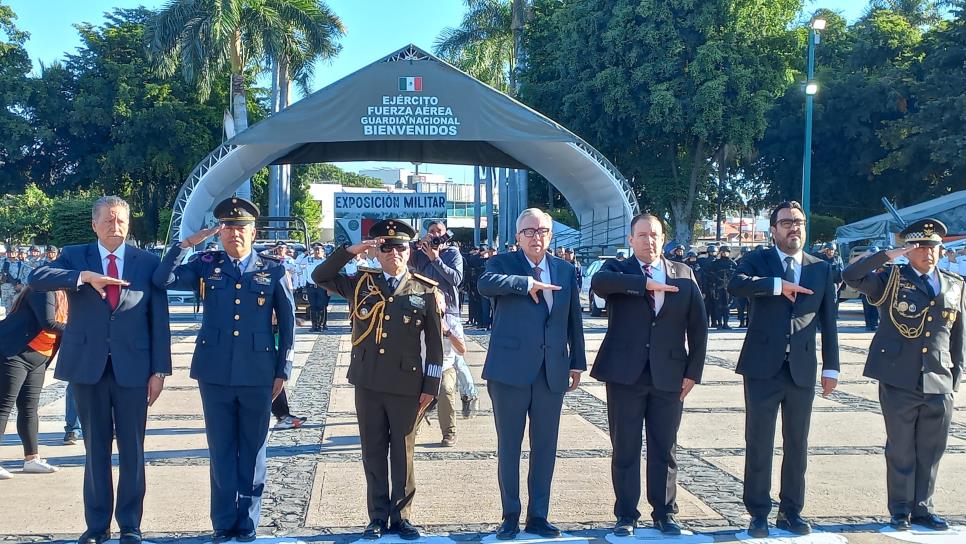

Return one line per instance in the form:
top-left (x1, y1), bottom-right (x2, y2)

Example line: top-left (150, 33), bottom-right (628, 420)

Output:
top-left (843, 218), bottom-right (964, 532)
top-left (312, 218), bottom-right (443, 541)
top-left (153, 197), bottom-right (295, 543)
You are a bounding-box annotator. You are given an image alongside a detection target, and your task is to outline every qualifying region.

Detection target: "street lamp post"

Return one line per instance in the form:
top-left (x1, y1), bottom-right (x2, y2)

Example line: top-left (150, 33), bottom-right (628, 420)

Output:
top-left (802, 17), bottom-right (825, 245)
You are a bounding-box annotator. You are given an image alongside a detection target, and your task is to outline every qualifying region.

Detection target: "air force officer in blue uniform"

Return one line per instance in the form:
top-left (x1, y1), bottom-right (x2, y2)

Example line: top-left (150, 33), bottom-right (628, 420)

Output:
top-left (477, 208), bottom-right (587, 540)
top-left (154, 197), bottom-right (295, 543)
top-left (30, 196), bottom-right (171, 544)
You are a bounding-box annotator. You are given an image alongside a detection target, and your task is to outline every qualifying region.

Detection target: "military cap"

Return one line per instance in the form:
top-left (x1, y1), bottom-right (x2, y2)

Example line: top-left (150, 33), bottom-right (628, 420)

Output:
top-left (45, 245), bottom-right (57, 252)
top-left (686, 250), bottom-right (697, 257)
top-left (311, 242), bottom-right (323, 249)
top-left (204, 242), bottom-right (218, 250)
top-left (275, 240), bottom-right (288, 248)
top-left (368, 218), bottom-right (416, 246)
top-left (719, 245), bottom-right (731, 253)
top-left (900, 218), bottom-right (946, 247)
top-left (213, 196), bottom-right (259, 226)
top-left (823, 242), bottom-right (835, 250)
top-left (29, 245), bottom-right (40, 252)
top-left (706, 244), bottom-right (718, 253)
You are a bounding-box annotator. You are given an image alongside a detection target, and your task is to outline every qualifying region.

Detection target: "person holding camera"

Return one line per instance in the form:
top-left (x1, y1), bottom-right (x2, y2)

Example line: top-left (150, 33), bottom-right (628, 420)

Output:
top-left (409, 221), bottom-right (473, 412)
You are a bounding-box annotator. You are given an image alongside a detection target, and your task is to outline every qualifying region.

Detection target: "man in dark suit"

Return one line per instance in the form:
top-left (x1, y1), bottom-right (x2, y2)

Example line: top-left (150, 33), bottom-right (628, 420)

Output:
top-left (154, 198), bottom-right (295, 543)
top-left (30, 196), bottom-right (171, 544)
top-left (477, 208), bottom-right (586, 539)
top-left (591, 213), bottom-right (707, 536)
top-left (727, 201), bottom-right (839, 538)
top-left (843, 219), bottom-right (963, 532)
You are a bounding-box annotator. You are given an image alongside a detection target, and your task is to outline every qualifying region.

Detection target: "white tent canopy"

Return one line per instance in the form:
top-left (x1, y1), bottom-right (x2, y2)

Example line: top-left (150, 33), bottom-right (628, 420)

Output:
top-left (835, 191), bottom-right (966, 243)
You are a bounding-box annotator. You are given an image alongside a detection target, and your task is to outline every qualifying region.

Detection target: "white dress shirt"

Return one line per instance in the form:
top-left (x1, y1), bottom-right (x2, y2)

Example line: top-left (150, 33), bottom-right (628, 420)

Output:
top-left (524, 254), bottom-right (553, 312)
top-left (636, 256), bottom-right (667, 314)
top-left (772, 247), bottom-right (838, 380)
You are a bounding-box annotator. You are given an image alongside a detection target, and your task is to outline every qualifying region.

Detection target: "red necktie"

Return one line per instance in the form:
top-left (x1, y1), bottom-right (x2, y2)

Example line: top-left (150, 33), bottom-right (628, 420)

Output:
top-left (106, 254), bottom-right (120, 310)
top-left (642, 264), bottom-right (656, 311)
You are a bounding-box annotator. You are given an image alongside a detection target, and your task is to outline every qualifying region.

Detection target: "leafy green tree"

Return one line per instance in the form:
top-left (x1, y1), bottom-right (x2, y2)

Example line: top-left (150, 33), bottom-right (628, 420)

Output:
top-left (0, 183), bottom-right (53, 243)
top-left (294, 163), bottom-right (384, 188)
top-left (435, 0), bottom-right (515, 93)
top-left (49, 194), bottom-right (98, 247)
top-left (521, 0), bottom-right (801, 245)
top-left (0, 3), bottom-right (36, 194)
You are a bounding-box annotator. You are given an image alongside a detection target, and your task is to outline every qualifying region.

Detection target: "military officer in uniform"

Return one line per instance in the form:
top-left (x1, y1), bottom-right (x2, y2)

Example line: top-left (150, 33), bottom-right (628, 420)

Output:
top-left (153, 197), bottom-right (295, 543)
top-left (843, 218), bottom-right (963, 532)
top-left (299, 242), bottom-right (331, 331)
top-left (312, 219), bottom-right (444, 541)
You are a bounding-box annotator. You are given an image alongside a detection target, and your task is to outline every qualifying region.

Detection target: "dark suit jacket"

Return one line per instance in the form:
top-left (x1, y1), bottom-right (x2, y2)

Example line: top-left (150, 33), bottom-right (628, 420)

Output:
top-left (843, 251), bottom-right (964, 393)
top-left (477, 251), bottom-right (586, 393)
top-left (29, 242), bottom-right (172, 387)
top-left (0, 289), bottom-right (65, 358)
top-left (728, 247), bottom-right (839, 387)
top-left (590, 256), bottom-right (708, 391)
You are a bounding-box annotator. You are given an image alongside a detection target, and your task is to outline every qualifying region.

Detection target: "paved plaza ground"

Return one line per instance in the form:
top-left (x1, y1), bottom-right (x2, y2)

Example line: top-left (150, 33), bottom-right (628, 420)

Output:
top-left (1, 300), bottom-right (964, 543)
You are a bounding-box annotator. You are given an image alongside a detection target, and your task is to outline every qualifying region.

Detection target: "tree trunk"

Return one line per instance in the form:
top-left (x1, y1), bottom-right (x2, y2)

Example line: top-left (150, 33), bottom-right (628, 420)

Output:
top-left (510, 0), bottom-right (527, 96)
top-left (230, 34), bottom-right (251, 200)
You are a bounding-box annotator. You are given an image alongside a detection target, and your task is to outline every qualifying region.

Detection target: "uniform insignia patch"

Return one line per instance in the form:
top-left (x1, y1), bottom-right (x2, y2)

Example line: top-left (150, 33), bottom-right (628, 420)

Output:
top-left (254, 272), bottom-right (272, 285)
top-left (908, 304), bottom-right (917, 313)
top-left (257, 296), bottom-right (266, 306)
top-left (214, 267), bottom-right (221, 274)
top-left (403, 315), bottom-right (412, 324)
top-left (360, 307), bottom-right (369, 318)
top-left (409, 295), bottom-right (426, 309)
top-left (898, 302), bottom-right (909, 312)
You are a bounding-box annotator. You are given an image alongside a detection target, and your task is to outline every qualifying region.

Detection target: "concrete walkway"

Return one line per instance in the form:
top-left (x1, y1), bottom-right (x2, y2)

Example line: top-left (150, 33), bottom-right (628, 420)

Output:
top-left (1, 301), bottom-right (963, 543)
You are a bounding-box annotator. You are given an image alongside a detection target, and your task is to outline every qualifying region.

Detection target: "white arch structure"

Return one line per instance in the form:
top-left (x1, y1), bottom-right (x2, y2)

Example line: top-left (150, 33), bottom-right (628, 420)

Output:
top-left (167, 45), bottom-right (639, 247)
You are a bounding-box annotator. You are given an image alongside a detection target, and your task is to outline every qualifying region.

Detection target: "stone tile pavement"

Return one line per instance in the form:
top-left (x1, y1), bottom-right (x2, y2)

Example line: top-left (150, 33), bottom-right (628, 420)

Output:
top-left (1, 301), bottom-right (964, 543)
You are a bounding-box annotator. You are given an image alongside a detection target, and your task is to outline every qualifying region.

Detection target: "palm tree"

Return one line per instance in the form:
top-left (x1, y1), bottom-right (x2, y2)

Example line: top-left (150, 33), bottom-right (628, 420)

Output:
top-left (144, 0), bottom-right (344, 198)
top-left (434, 0), bottom-right (521, 95)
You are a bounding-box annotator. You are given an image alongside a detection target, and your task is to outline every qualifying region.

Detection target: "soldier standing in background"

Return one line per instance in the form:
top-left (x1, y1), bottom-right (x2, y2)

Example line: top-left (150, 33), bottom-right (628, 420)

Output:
top-left (313, 219), bottom-right (443, 541)
top-left (300, 243), bottom-right (330, 332)
top-left (843, 219), bottom-right (963, 532)
top-left (704, 246), bottom-right (737, 329)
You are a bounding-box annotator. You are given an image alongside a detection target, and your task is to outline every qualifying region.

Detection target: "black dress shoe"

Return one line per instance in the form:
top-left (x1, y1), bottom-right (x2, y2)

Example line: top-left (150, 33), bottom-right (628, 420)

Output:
top-left (612, 517), bottom-right (636, 537)
top-left (525, 518), bottom-right (561, 538)
top-left (747, 516), bottom-right (769, 538)
top-left (235, 529), bottom-right (257, 542)
top-left (497, 515), bottom-right (520, 540)
top-left (911, 514), bottom-right (949, 531)
top-left (119, 529), bottom-right (142, 544)
top-left (210, 530), bottom-right (234, 544)
top-left (890, 514), bottom-right (912, 531)
top-left (654, 516), bottom-right (682, 536)
top-left (390, 519), bottom-right (421, 541)
top-left (77, 531), bottom-right (110, 544)
top-left (363, 519), bottom-right (388, 540)
top-left (776, 511), bottom-right (811, 535)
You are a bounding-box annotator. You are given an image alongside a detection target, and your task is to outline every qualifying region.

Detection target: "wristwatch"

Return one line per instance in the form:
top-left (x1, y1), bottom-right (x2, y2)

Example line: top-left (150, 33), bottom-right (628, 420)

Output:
top-left (153, 372), bottom-right (169, 379)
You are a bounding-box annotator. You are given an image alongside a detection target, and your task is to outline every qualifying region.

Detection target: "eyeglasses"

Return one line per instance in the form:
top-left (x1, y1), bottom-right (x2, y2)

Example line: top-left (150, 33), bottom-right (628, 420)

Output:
top-left (518, 228), bottom-right (551, 238)
top-left (379, 244), bottom-right (408, 253)
top-left (776, 219), bottom-right (807, 229)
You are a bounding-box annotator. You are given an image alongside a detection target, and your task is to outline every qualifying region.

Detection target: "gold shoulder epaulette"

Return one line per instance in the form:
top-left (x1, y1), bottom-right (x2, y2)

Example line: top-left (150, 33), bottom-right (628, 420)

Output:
top-left (411, 272), bottom-right (439, 287)
top-left (357, 266), bottom-right (381, 274)
top-left (939, 268), bottom-right (963, 281)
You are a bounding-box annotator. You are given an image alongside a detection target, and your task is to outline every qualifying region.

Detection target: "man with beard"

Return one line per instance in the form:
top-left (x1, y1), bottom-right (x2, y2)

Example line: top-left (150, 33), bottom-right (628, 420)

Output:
top-left (727, 201), bottom-right (839, 538)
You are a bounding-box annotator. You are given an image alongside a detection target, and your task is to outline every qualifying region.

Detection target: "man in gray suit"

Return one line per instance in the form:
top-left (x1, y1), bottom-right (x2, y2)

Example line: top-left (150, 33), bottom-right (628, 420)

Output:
top-left (478, 208), bottom-right (586, 540)
top-left (843, 219), bottom-right (963, 532)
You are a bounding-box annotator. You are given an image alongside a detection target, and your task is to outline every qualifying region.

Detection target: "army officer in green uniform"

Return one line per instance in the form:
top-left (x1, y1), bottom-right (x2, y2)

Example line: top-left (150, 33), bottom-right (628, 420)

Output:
top-left (312, 219), bottom-right (443, 541)
top-left (843, 218), bottom-right (964, 532)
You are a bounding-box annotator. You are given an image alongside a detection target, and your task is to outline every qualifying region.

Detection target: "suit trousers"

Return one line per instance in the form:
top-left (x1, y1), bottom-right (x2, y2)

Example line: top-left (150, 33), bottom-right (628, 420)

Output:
top-left (879, 382), bottom-right (953, 517)
top-left (198, 382), bottom-right (272, 533)
top-left (606, 367), bottom-right (683, 522)
top-left (354, 386), bottom-right (420, 523)
top-left (742, 361), bottom-right (815, 517)
top-left (73, 363), bottom-right (148, 532)
top-left (488, 364), bottom-right (564, 520)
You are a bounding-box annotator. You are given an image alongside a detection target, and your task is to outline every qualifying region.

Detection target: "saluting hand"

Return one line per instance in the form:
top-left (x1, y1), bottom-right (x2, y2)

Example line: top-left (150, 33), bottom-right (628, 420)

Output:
top-left (79, 270), bottom-right (129, 299)
top-left (885, 243), bottom-right (919, 261)
top-left (646, 279), bottom-right (679, 293)
top-left (180, 225), bottom-right (223, 249)
top-left (781, 280), bottom-right (813, 303)
top-left (347, 238), bottom-right (383, 255)
top-left (529, 280), bottom-right (561, 303)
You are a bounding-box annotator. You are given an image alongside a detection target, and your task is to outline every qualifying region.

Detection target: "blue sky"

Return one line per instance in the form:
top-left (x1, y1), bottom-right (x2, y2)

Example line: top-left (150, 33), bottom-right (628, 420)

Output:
top-left (8, 0), bottom-right (868, 182)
